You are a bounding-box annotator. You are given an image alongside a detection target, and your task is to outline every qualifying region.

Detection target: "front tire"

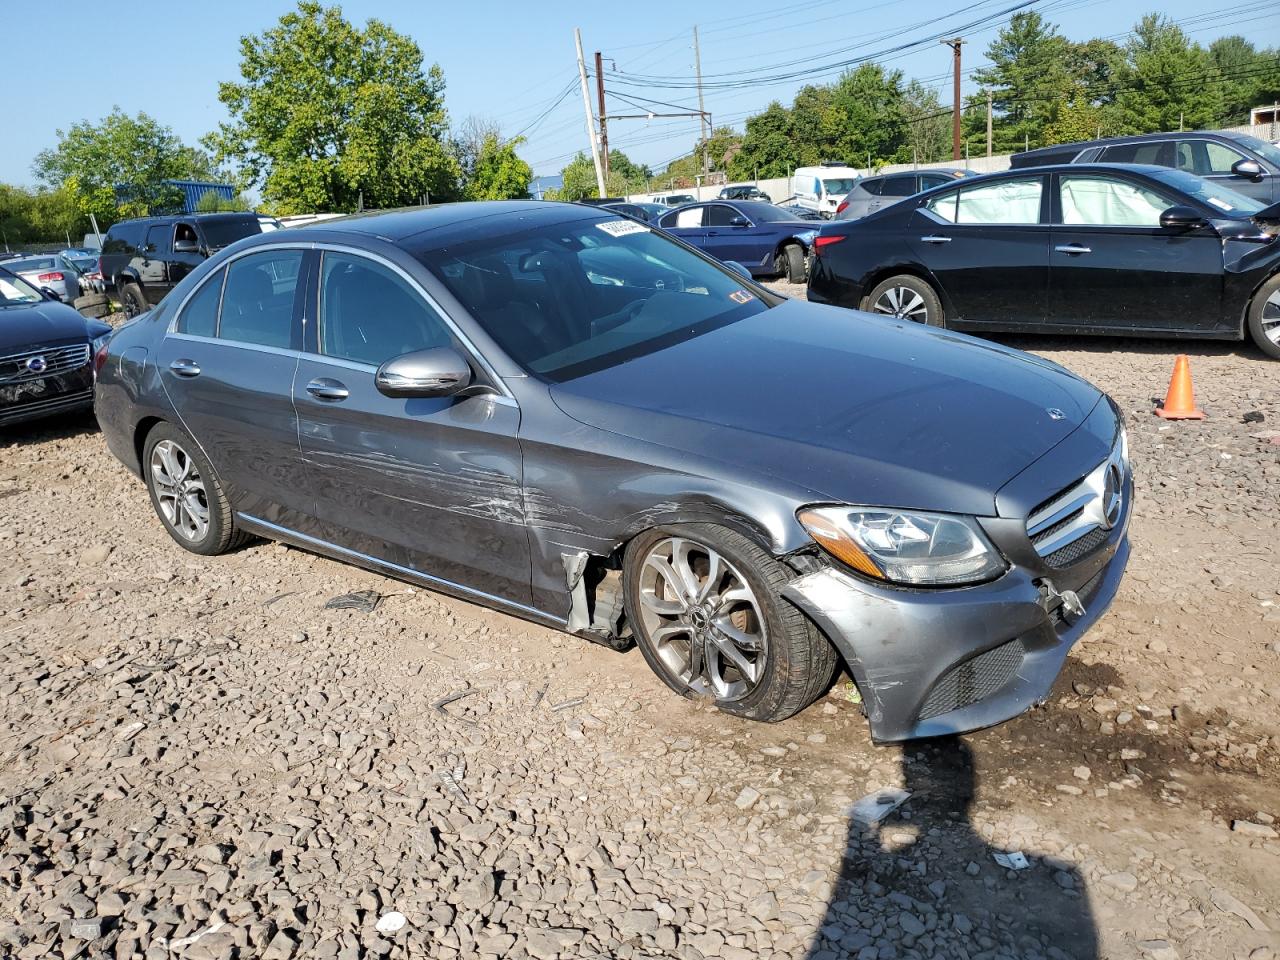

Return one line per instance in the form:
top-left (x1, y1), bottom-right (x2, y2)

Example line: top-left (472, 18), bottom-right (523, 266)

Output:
top-left (1246, 274), bottom-right (1280, 360)
top-left (864, 274), bottom-right (945, 327)
top-left (120, 282), bottom-right (148, 319)
top-left (780, 243), bottom-right (806, 283)
top-left (623, 523), bottom-right (838, 722)
top-left (143, 423), bottom-right (246, 556)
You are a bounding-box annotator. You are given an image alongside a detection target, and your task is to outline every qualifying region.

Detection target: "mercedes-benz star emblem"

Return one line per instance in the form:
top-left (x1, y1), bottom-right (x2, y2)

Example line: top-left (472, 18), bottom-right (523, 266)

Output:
top-left (25, 356), bottom-right (47, 374)
top-left (1046, 407), bottom-right (1066, 421)
top-left (1101, 464), bottom-right (1123, 529)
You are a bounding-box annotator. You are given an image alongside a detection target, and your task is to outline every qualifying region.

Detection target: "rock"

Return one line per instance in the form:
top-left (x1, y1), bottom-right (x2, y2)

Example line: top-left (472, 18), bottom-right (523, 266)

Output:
top-left (523, 927), bottom-right (584, 959)
top-left (747, 892), bottom-right (779, 922)
top-left (899, 912), bottom-right (926, 937)
top-left (1147, 638), bottom-right (1168, 653)
top-left (1210, 888), bottom-right (1270, 931)
top-left (1103, 872), bottom-right (1139, 893)
top-left (69, 918), bottom-right (103, 941)
top-left (1137, 939), bottom-right (1179, 960)
top-left (456, 873), bottom-right (495, 911)
top-left (734, 786), bottom-right (762, 810)
top-left (262, 930), bottom-right (298, 960)
top-left (619, 909), bottom-right (659, 938)
top-left (82, 544), bottom-right (112, 565)
top-left (1073, 766), bottom-right (1092, 781)
top-left (1232, 820), bottom-right (1278, 839)
top-left (1092, 698), bottom-right (1119, 714)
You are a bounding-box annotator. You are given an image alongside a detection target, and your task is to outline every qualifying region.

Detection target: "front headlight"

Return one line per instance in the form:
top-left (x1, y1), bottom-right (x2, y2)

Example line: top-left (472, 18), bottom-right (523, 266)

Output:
top-left (797, 506), bottom-right (1008, 586)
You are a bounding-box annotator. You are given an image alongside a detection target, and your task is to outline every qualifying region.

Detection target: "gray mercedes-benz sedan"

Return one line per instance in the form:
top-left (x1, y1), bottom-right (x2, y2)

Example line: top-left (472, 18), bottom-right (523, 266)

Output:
top-left (95, 201), bottom-right (1131, 742)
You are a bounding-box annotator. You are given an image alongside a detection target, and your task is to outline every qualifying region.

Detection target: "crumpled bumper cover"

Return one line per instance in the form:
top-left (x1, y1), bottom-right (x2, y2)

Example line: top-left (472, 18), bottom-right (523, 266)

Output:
top-left (782, 531), bottom-right (1129, 743)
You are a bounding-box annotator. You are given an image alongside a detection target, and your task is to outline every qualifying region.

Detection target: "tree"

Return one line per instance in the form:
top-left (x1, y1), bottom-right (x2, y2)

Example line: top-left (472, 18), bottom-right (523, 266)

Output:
top-left (32, 108), bottom-right (207, 224)
top-left (550, 153), bottom-right (598, 201)
top-left (729, 102), bottom-right (795, 180)
top-left (972, 12), bottom-right (1073, 151)
top-left (206, 1), bottom-right (460, 214)
top-left (465, 134), bottom-right (532, 200)
top-left (1114, 15), bottom-right (1222, 133)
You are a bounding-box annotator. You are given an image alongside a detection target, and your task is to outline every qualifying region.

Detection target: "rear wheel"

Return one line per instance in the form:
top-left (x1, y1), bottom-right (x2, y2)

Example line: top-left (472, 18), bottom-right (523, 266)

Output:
top-left (865, 274), bottom-right (945, 327)
top-left (143, 423), bottom-right (247, 556)
top-left (779, 243), bottom-right (806, 283)
top-left (1246, 274), bottom-right (1280, 360)
top-left (73, 293), bottom-right (110, 319)
top-left (120, 282), bottom-right (148, 319)
top-left (623, 523), bottom-right (838, 722)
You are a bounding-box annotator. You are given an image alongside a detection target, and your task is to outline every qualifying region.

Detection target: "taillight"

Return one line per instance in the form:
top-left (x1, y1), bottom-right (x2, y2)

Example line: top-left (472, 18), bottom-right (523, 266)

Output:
top-left (38, 272), bottom-right (64, 282)
top-left (94, 341), bottom-right (110, 373)
top-left (836, 200), bottom-right (848, 214)
top-left (813, 235), bottom-right (847, 256)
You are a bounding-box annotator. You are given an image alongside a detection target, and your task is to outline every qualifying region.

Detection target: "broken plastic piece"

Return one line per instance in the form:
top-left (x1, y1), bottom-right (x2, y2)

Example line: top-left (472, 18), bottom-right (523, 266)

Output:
top-left (324, 590), bottom-right (381, 613)
top-left (849, 788), bottom-right (910, 827)
top-left (993, 851), bottom-right (1031, 870)
top-left (375, 912), bottom-right (407, 934)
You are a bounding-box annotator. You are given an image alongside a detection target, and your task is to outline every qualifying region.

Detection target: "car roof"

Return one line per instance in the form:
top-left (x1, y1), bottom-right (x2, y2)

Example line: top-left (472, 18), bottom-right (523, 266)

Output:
top-left (1015, 129), bottom-right (1246, 160)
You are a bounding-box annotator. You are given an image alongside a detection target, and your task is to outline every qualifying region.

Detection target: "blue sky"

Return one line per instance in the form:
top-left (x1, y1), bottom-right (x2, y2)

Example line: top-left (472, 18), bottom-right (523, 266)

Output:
top-left (4, 0), bottom-right (1274, 188)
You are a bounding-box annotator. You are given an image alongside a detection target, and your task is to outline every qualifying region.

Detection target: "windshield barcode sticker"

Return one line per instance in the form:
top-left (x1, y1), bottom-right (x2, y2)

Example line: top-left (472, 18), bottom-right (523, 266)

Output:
top-left (729, 290), bottom-right (755, 304)
top-left (596, 219), bottom-right (649, 237)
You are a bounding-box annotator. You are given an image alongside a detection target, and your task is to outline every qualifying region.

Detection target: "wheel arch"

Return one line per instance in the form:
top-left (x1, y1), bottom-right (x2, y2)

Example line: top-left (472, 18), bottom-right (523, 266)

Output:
top-left (133, 415), bottom-right (167, 475)
top-left (857, 263), bottom-right (950, 314)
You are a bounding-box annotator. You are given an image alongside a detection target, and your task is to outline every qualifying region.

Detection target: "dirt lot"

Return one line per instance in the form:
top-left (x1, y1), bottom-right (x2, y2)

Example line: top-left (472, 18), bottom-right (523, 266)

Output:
top-left (1, 300), bottom-right (1278, 960)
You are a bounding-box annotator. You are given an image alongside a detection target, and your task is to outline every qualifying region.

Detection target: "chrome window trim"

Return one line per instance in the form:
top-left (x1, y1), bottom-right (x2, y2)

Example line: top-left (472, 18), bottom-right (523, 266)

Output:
top-left (237, 513), bottom-right (565, 626)
top-left (166, 332), bottom-right (302, 361)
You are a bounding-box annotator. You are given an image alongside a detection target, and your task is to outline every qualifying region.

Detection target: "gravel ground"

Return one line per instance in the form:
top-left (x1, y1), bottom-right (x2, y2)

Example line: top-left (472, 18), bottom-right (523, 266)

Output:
top-left (1, 297), bottom-right (1278, 960)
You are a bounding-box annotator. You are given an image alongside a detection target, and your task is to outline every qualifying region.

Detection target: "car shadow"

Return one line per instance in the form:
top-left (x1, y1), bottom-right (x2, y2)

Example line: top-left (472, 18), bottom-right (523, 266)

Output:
top-left (805, 737), bottom-right (1098, 960)
top-left (0, 410), bottom-right (99, 448)
top-left (987, 331), bottom-right (1265, 362)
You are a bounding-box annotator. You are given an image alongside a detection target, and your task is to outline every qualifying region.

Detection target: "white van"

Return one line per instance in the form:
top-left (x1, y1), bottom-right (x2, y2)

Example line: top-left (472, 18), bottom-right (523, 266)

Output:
top-left (792, 164), bottom-right (862, 218)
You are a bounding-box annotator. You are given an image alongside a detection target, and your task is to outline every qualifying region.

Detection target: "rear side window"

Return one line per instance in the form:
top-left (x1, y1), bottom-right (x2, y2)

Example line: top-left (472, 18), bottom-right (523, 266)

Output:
top-left (176, 268), bottom-right (224, 337)
top-left (1060, 175), bottom-right (1172, 226)
top-left (319, 253), bottom-right (454, 366)
top-left (927, 177), bottom-right (1044, 224)
top-left (217, 250), bottom-right (303, 349)
top-left (880, 176), bottom-right (917, 197)
top-left (103, 223), bottom-right (144, 255)
top-left (1101, 141), bottom-right (1174, 166)
top-left (671, 206), bottom-right (706, 228)
top-left (861, 178), bottom-right (884, 197)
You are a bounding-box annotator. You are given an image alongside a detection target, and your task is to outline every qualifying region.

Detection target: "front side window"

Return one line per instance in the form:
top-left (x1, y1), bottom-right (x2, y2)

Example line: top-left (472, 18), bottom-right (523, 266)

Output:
top-left (0, 269), bottom-right (42, 305)
top-left (1101, 141), bottom-right (1174, 167)
top-left (319, 253), bottom-right (455, 366)
top-left (176, 268), bottom-right (224, 337)
top-left (1060, 176), bottom-right (1172, 226)
top-left (217, 250), bottom-right (302, 348)
top-left (418, 214), bottom-right (772, 382)
top-left (706, 205), bottom-right (743, 227)
top-left (926, 177), bottom-right (1043, 225)
top-left (144, 225), bottom-right (168, 254)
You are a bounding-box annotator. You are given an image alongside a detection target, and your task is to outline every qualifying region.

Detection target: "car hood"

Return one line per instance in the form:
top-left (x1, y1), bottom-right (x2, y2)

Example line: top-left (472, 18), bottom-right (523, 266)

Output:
top-left (0, 301), bottom-right (99, 353)
top-left (549, 300), bottom-right (1103, 517)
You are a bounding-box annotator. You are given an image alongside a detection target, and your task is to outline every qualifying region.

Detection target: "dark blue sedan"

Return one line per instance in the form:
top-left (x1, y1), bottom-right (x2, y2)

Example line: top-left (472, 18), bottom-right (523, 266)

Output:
top-left (657, 200), bottom-right (817, 281)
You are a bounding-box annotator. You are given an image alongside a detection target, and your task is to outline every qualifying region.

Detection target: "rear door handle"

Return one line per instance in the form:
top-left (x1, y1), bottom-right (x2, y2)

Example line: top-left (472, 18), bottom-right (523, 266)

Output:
top-left (1055, 243), bottom-right (1092, 255)
top-left (305, 377), bottom-right (349, 402)
top-left (169, 358), bottom-right (200, 378)
top-left (920, 235), bottom-right (952, 244)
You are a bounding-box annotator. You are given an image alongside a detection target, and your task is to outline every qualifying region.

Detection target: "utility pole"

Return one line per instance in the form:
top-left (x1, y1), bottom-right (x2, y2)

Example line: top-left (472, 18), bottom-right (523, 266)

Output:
top-left (985, 90), bottom-right (993, 158)
top-left (595, 51), bottom-right (610, 182)
top-left (942, 38), bottom-right (964, 161)
top-left (575, 28), bottom-right (606, 198)
top-left (694, 25), bottom-right (709, 177)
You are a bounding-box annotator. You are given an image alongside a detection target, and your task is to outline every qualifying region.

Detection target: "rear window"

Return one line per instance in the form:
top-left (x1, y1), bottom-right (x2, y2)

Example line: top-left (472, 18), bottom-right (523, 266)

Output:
top-left (880, 176), bottom-right (918, 197)
top-left (198, 218), bottom-right (263, 251)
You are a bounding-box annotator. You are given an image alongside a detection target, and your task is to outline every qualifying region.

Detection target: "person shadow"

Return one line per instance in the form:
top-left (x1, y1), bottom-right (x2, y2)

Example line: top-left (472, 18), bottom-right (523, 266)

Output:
top-left (805, 737), bottom-right (1098, 960)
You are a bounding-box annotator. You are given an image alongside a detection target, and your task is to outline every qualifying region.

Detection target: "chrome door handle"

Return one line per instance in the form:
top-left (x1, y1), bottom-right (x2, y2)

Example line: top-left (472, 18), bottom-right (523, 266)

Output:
top-left (920, 235), bottom-right (952, 244)
top-left (305, 377), bottom-right (349, 401)
top-left (1055, 244), bottom-right (1092, 255)
top-left (169, 358), bottom-right (200, 377)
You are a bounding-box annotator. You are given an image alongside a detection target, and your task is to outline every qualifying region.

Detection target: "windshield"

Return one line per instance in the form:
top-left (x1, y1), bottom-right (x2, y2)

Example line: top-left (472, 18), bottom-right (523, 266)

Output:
top-left (1147, 168), bottom-right (1265, 216)
top-left (736, 201), bottom-right (814, 223)
top-left (418, 214), bottom-right (772, 382)
top-left (0, 269), bottom-right (42, 306)
top-left (823, 177), bottom-right (859, 195)
top-left (1234, 134), bottom-right (1280, 168)
top-left (200, 218), bottom-right (264, 250)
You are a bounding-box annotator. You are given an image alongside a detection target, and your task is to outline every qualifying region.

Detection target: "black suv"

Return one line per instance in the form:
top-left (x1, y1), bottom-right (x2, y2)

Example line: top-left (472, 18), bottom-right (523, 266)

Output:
top-left (719, 185), bottom-right (773, 202)
top-left (99, 213), bottom-right (272, 317)
top-left (1010, 130), bottom-right (1280, 203)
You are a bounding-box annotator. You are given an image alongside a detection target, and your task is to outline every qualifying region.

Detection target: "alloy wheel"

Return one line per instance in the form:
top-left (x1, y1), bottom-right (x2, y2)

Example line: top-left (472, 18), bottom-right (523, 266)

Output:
top-left (1263, 290), bottom-right (1280, 346)
top-left (635, 536), bottom-right (768, 701)
top-left (150, 439), bottom-right (210, 541)
top-left (873, 285), bottom-right (929, 322)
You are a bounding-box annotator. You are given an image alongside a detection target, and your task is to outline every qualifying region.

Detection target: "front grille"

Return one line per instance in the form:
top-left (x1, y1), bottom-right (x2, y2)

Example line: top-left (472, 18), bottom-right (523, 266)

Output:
top-left (0, 343), bottom-right (91, 383)
top-left (0, 387), bottom-right (94, 424)
top-left (918, 638), bottom-right (1025, 721)
top-left (1025, 438), bottom-right (1126, 568)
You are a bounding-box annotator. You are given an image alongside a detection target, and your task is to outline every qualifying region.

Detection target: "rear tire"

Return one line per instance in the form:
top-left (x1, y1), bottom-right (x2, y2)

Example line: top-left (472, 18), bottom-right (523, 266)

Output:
top-left (1246, 274), bottom-right (1280, 360)
top-left (779, 243), bottom-right (806, 283)
top-left (143, 423), bottom-right (247, 556)
top-left (120, 282), bottom-right (148, 319)
top-left (623, 523), bottom-right (838, 722)
top-left (74, 293), bottom-right (110, 319)
top-left (864, 274), bottom-right (945, 327)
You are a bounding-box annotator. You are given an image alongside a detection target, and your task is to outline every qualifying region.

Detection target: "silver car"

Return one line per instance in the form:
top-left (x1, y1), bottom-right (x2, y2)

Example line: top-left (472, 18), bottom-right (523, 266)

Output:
top-left (3, 254), bottom-right (85, 302)
top-left (835, 169), bottom-right (974, 221)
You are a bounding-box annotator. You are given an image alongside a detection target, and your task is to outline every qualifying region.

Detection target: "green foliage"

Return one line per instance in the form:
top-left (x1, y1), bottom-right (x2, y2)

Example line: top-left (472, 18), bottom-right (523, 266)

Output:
top-left (31, 108), bottom-right (212, 226)
top-left (466, 134), bottom-right (533, 200)
top-left (1113, 15), bottom-right (1222, 133)
top-left (548, 153), bottom-right (599, 201)
top-left (727, 102), bottom-right (794, 180)
top-left (1210, 36), bottom-right (1280, 125)
top-left (971, 12), bottom-right (1074, 152)
top-left (195, 190), bottom-right (251, 213)
top-left (0, 183), bottom-right (88, 244)
top-left (206, 1), bottom-right (460, 214)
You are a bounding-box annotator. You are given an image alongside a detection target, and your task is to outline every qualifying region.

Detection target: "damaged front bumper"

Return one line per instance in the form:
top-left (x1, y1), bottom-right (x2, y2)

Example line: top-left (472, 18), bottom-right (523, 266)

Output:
top-left (782, 526), bottom-right (1129, 743)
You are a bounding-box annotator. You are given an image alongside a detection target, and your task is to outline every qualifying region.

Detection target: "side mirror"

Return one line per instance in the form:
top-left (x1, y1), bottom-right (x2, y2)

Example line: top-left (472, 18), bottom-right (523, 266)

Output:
top-left (174, 238), bottom-right (199, 253)
top-left (725, 261), bottom-right (752, 281)
top-left (1159, 205), bottom-right (1206, 229)
top-left (375, 347), bottom-right (473, 398)
top-left (729, 215), bottom-right (749, 227)
top-left (40, 286), bottom-right (62, 301)
top-left (1231, 158), bottom-right (1264, 180)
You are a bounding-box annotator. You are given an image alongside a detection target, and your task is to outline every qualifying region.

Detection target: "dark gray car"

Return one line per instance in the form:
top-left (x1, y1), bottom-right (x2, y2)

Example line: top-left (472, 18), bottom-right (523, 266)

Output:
top-left (95, 201), bottom-right (1130, 742)
top-left (835, 169), bottom-right (974, 220)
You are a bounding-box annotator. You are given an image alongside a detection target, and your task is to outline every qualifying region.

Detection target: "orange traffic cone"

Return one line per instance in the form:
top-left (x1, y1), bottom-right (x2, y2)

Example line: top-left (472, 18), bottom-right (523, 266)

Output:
top-left (1155, 355), bottom-right (1205, 420)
